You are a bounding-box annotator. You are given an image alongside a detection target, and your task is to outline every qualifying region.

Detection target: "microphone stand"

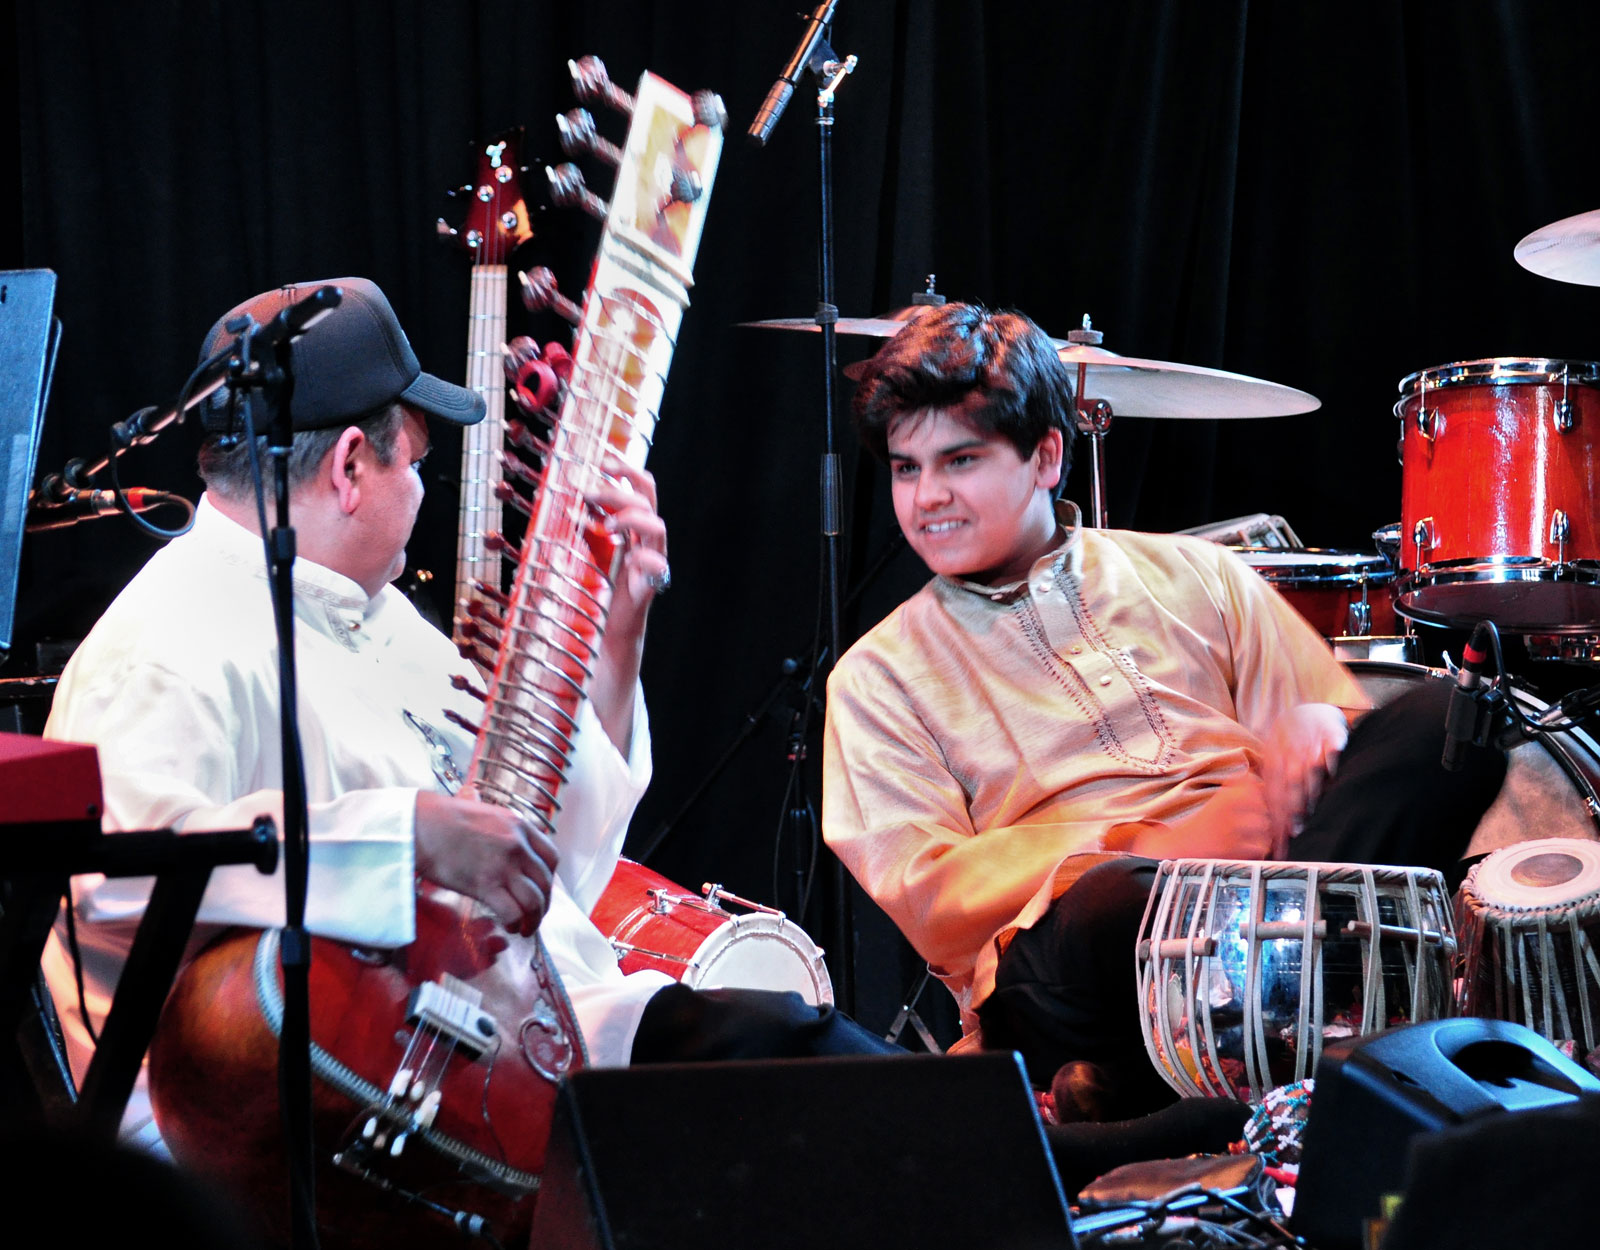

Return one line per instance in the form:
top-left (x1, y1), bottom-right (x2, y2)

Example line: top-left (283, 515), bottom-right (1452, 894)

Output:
top-left (225, 288), bottom-right (342, 1250)
top-left (746, 8), bottom-right (861, 1011)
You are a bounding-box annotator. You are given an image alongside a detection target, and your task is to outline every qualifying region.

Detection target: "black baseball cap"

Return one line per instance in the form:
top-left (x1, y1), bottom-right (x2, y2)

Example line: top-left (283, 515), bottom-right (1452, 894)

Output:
top-left (199, 277), bottom-right (485, 431)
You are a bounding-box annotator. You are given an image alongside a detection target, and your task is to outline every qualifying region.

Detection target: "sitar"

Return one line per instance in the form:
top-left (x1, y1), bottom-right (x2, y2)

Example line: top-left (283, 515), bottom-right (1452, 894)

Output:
top-left (147, 61), bottom-right (724, 1249)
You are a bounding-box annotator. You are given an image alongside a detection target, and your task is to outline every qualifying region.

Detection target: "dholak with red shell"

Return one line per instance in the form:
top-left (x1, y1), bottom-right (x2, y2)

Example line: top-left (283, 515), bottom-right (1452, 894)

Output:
top-left (590, 858), bottom-right (834, 1005)
top-left (1394, 357), bottom-right (1600, 632)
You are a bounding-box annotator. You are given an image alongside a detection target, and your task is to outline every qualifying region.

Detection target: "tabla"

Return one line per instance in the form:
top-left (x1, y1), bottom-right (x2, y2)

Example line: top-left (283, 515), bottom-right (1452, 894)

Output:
top-left (1458, 838), bottom-right (1600, 1063)
top-left (1346, 660), bottom-right (1600, 859)
top-left (1394, 357), bottom-right (1600, 632)
top-left (590, 858), bottom-right (834, 1005)
top-left (1136, 860), bottom-right (1456, 1102)
top-left (1237, 548), bottom-right (1398, 640)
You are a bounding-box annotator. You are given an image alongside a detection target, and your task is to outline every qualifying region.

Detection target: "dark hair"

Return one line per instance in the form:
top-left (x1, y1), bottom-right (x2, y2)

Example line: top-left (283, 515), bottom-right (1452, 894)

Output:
top-left (197, 398), bottom-right (407, 500)
top-left (851, 303), bottom-right (1076, 493)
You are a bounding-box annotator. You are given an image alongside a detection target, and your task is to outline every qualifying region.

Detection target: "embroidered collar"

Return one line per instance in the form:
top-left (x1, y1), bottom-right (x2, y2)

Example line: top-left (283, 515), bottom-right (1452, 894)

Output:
top-left (942, 499), bottom-right (1085, 602)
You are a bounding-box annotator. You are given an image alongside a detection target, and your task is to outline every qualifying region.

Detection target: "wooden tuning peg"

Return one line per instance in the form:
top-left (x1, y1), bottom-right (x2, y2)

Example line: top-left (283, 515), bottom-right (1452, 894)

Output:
top-left (546, 163), bottom-right (607, 222)
top-left (518, 267), bottom-right (583, 325)
top-left (568, 55), bottom-right (634, 117)
top-left (449, 673), bottom-right (489, 702)
top-left (455, 640), bottom-right (496, 672)
top-left (465, 597), bottom-right (507, 631)
top-left (470, 579), bottom-right (512, 609)
top-left (556, 108), bottom-right (622, 167)
top-left (443, 709), bottom-right (485, 737)
top-left (692, 90), bottom-right (728, 130)
top-left (493, 479), bottom-right (533, 518)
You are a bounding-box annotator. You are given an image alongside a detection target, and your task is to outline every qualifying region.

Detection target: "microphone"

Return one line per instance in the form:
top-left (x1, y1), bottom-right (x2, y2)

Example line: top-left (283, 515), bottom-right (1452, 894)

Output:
top-left (747, 0), bottom-right (838, 147)
top-left (1442, 621), bottom-right (1495, 771)
top-left (25, 487), bottom-right (169, 532)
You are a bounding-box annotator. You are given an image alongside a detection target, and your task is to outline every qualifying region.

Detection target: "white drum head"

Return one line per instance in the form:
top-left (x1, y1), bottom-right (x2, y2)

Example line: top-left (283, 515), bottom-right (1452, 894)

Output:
top-left (682, 914), bottom-right (835, 1006)
top-left (1468, 838), bottom-right (1600, 911)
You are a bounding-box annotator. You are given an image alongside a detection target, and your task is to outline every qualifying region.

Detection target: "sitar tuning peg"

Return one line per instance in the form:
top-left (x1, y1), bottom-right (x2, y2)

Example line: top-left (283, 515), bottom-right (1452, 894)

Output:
top-left (470, 579), bottom-right (512, 609)
top-left (518, 268), bottom-right (583, 326)
top-left (506, 418), bottom-right (553, 457)
top-left (435, 218), bottom-right (460, 242)
top-left (484, 531), bottom-right (522, 559)
top-left (455, 640), bottom-right (497, 672)
top-left (465, 597), bottom-right (506, 631)
top-left (459, 618), bottom-right (501, 651)
top-left (443, 708), bottom-right (485, 737)
top-left (449, 673), bottom-right (489, 702)
top-left (500, 449), bottom-right (542, 486)
top-left (556, 108), bottom-right (622, 167)
top-left (546, 163), bottom-right (608, 222)
top-left (692, 90), bottom-right (728, 130)
top-left (568, 55), bottom-right (634, 118)
top-left (493, 479), bottom-right (533, 518)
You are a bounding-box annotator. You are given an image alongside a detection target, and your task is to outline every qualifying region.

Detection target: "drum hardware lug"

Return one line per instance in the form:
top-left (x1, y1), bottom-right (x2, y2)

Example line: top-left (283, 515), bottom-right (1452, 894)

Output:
top-left (1551, 510), bottom-right (1570, 563)
top-left (648, 887), bottom-right (672, 915)
top-left (1412, 518), bottom-right (1435, 560)
top-left (1346, 579), bottom-right (1373, 637)
top-left (701, 882), bottom-right (785, 917)
top-left (1555, 398), bottom-right (1575, 433)
top-left (1415, 408), bottom-right (1443, 442)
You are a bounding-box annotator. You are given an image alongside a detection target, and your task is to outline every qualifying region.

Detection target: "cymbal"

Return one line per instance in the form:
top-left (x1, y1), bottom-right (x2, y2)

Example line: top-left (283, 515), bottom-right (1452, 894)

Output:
top-left (1056, 342), bottom-right (1320, 419)
top-left (739, 304), bottom-right (936, 337)
top-left (1514, 208), bottom-right (1600, 285)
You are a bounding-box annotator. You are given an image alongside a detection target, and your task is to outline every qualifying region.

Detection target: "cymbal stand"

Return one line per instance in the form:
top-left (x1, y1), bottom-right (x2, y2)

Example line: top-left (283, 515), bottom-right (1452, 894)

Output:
top-left (1069, 316), bottom-right (1113, 528)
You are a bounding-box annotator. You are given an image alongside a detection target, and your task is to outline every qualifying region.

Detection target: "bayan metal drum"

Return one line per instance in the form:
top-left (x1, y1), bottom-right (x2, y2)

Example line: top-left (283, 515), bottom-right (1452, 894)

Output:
top-left (1137, 860), bottom-right (1456, 1102)
top-left (590, 858), bottom-right (834, 1005)
top-left (1238, 549), bottom-right (1398, 640)
top-left (1458, 838), bottom-right (1600, 1067)
top-left (1346, 661), bottom-right (1600, 858)
top-left (1394, 358), bottom-right (1600, 632)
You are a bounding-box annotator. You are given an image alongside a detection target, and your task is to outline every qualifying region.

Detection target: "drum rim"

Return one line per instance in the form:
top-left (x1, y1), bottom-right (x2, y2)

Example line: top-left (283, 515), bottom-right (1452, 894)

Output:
top-left (1463, 837), bottom-right (1600, 918)
top-left (687, 913), bottom-right (834, 1000)
top-left (1238, 547), bottom-right (1395, 583)
top-left (1396, 357), bottom-right (1600, 397)
top-left (1395, 561), bottom-right (1600, 632)
top-left (1344, 659), bottom-right (1600, 836)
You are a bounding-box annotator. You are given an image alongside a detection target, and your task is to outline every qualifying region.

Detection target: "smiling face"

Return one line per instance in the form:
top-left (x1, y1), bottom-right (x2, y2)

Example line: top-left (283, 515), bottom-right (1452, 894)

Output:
top-left (887, 396), bottom-right (1064, 585)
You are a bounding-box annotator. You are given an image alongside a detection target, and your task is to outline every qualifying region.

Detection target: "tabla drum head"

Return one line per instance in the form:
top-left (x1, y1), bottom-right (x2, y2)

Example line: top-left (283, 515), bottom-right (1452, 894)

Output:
top-left (1466, 838), bottom-right (1600, 912)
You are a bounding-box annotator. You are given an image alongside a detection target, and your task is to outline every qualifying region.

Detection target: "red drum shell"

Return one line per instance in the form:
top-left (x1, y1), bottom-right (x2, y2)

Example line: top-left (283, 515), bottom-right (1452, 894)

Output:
top-left (589, 858), bottom-right (834, 1005)
top-left (1395, 358), bottom-right (1600, 632)
top-left (1237, 549), bottom-right (1397, 639)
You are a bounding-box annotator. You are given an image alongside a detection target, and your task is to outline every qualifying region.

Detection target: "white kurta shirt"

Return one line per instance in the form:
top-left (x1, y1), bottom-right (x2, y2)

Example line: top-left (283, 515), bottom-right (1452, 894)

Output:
top-left (41, 496), bottom-right (671, 1142)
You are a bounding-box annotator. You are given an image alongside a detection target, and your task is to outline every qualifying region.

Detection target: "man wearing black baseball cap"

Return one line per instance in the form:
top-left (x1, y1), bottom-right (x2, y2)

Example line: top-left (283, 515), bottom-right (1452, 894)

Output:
top-left (40, 276), bottom-right (678, 1148)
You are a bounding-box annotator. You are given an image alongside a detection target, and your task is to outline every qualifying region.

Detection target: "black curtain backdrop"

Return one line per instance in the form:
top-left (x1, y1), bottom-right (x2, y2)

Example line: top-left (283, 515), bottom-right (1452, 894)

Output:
top-left (10, 0), bottom-right (1600, 1038)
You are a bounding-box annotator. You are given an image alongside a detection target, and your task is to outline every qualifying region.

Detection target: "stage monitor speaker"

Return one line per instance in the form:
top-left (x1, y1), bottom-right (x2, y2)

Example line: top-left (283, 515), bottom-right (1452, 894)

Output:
top-left (1292, 1017), bottom-right (1600, 1250)
top-left (527, 1051), bottom-right (1076, 1250)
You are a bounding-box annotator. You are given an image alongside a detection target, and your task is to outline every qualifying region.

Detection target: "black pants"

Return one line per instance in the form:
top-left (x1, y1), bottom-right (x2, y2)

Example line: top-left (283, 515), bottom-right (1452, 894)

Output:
top-left (978, 679), bottom-right (1507, 1115)
top-left (630, 983), bottom-right (904, 1064)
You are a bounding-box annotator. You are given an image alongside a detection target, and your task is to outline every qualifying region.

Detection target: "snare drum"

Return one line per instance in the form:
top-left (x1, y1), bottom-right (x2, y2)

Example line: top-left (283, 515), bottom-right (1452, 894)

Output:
top-left (1237, 549), bottom-right (1398, 639)
top-left (590, 858), bottom-right (834, 1005)
top-left (1458, 839), bottom-right (1600, 1060)
top-left (1137, 860), bottom-right (1456, 1102)
top-left (1395, 358), bottom-right (1600, 631)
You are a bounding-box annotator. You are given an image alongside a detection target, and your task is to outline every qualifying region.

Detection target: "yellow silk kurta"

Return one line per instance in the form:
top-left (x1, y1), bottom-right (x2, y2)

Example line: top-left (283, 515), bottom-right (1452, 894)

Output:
top-left (822, 504), bottom-right (1368, 1034)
